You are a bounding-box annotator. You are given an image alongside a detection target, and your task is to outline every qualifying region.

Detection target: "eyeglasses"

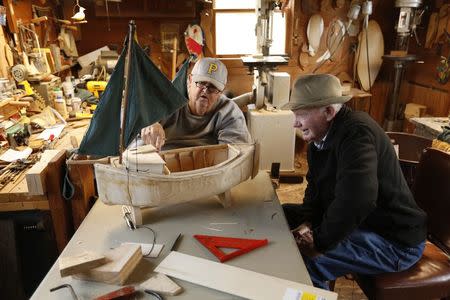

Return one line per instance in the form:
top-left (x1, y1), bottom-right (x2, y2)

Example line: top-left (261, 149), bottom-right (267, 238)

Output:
top-left (195, 81), bottom-right (221, 94)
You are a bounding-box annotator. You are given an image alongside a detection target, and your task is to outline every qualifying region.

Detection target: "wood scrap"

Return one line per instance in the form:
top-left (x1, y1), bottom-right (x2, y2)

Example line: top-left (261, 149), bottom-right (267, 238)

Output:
top-left (74, 244), bottom-right (142, 285)
top-left (8, 101), bottom-right (30, 107)
top-left (155, 251), bottom-right (338, 300)
top-left (59, 251), bottom-right (106, 277)
top-left (140, 273), bottom-right (183, 296)
top-left (26, 149), bottom-right (64, 195)
top-left (0, 26), bottom-right (9, 78)
top-left (70, 136), bottom-right (78, 148)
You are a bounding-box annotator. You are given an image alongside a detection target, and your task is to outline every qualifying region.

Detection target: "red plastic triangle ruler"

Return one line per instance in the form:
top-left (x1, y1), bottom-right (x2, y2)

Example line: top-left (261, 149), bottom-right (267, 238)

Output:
top-left (194, 234), bottom-right (268, 263)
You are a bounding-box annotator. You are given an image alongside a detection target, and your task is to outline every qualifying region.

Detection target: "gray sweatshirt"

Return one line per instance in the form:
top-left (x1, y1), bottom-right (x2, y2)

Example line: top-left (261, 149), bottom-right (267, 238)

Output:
top-left (161, 95), bottom-right (251, 150)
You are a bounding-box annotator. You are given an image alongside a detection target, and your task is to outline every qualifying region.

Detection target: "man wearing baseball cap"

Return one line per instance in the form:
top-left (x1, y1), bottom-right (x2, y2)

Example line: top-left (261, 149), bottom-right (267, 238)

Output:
top-left (282, 74), bottom-right (426, 289)
top-left (141, 57), bottom-right (251, 150)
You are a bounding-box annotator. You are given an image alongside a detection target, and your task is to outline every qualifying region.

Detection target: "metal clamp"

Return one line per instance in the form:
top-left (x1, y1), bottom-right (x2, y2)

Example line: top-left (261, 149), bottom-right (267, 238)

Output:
top-left (122, 205), bottom-right (136, 230)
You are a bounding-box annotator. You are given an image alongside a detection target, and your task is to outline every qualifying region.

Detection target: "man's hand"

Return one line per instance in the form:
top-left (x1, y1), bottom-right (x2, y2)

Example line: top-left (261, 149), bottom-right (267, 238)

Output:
top-left (141, 123), bottom-right (165, 150)
top-left (291, 222), bottom-right (321, 258)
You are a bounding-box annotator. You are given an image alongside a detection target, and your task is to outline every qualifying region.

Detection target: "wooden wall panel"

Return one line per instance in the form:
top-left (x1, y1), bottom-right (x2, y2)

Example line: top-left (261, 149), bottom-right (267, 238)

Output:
top-left (63, 0), bottom-right (194, 78)
top-left (5, 0), bottom-right (60, 46)
top-left (403, 81), bottom-right (449, 117)
top-left (372, 0), bottom-right (449, 124)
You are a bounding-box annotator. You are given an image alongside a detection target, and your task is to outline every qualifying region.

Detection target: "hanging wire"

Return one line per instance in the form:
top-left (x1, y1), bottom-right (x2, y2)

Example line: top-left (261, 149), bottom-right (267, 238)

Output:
top-left (73, 0), bottom-right (81, 15)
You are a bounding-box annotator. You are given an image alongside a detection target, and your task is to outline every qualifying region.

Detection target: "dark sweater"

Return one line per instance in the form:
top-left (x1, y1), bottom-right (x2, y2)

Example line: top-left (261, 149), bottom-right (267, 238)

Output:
top-left (303, 106), bottom-right (426, 252)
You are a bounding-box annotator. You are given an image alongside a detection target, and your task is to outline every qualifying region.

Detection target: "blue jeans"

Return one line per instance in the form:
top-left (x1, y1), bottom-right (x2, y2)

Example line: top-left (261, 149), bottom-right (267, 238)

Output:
top-left (303, 229), bottom-right (425, 290)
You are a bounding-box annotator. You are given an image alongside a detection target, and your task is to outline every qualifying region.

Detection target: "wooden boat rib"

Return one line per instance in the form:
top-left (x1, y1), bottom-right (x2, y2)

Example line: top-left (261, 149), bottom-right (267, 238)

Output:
top-left (94, 144), bottom-right (256, 208)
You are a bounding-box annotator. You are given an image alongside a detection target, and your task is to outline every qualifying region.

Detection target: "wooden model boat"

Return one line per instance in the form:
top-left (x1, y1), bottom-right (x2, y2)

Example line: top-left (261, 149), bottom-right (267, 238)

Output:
top-left (94, 143), bottom-right (257, 209)
top-left (77, 21), bottom-right (258, 224)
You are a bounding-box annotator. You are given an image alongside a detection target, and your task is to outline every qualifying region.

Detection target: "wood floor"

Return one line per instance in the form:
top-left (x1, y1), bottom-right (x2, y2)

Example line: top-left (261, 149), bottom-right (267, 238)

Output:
top-left (275, 144), bottom-right (368, 300)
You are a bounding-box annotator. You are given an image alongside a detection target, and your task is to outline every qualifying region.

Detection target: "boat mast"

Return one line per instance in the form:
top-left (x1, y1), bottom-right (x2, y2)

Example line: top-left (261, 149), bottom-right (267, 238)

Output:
top-left (119, 20), bottom-right (136, 164)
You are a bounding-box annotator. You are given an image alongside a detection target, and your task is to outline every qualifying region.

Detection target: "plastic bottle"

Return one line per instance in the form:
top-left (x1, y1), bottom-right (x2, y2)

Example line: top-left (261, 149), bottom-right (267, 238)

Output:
top-left (62, 77), bottom-right (74, 99)
top-left (54, 89), bottom-right (68, 118)
top-left (72, 97), bottom-right (82, 113)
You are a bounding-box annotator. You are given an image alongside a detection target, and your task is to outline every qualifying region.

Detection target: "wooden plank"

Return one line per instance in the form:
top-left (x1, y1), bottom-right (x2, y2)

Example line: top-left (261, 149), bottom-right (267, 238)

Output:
top-left (75, 244), bottom-right (142, 285)
top-left (59, 251), bottom-right (106, 277)
top-left (26, 150), bottom-right (64, 195)
top-left (155, 251), bottom-right (337, 300)
top-left (0, 170), bottom-right (48, 203)
top-left (0, 26), bottom-right (9, 78)
top-left (0, 200), bottom-right (49, 212)
top-left (140, 273), bottom-right (183, 296)
top-left (4, 0), bottom-right (18, 33)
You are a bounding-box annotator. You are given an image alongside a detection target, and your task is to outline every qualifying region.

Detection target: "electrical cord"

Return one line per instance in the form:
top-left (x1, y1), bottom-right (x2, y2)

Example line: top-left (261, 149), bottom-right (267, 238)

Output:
top-left (139, 225), bottom-right (157, 257)
top-left (121, 207), bottom-right (157, 257)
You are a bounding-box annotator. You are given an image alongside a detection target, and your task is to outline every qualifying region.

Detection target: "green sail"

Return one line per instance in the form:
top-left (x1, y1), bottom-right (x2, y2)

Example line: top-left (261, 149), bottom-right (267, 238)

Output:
top-left (78, 38), bottom-right (188, 156)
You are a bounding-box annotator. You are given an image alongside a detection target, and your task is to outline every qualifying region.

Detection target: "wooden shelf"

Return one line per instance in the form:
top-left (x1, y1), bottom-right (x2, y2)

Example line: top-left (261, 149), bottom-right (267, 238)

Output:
top-left (344, 88), bottom-right (372, 98)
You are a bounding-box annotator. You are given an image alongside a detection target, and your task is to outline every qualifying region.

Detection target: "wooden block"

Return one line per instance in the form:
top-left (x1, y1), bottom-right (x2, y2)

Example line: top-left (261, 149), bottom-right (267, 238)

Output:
top-left (405, 103), bottom-right (427, 119)
top-left (75, 244), bottom-right (142, 285)
top-left (140, 273), bottom-right (183, 296)
top-left (59, 251), bottom-right (106, 277)
top-left (156, 251), bottom-right (337, 300)
top-left (389, 50), bottom-right (408, 57)
top-left (121, 242), bottom-right (164, 258)
top-left (26, 150), bottom-right (65, 195)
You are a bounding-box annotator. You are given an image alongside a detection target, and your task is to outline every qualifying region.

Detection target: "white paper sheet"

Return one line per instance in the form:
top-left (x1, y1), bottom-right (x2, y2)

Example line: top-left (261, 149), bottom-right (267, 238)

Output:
top-left (0, 147), bottom-right (33, 162)
top-left (38, 124), bottom-right (65, 140)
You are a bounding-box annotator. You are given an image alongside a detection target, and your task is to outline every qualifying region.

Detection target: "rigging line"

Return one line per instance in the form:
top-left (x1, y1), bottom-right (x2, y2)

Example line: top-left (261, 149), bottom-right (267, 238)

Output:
top-left (135, 134), bottom-right (139, 174)
top-left (124, 132), bottom-right (137, 208)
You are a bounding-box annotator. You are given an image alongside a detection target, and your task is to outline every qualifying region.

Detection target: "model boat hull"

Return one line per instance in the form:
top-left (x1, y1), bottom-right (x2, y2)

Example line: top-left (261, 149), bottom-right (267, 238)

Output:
top-left (94, 144), bottom-right (257, 208)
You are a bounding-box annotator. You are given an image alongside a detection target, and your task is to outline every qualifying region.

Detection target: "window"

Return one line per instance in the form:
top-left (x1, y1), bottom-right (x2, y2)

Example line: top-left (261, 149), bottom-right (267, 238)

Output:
top-left (214, 1), bottom-right (287, 56)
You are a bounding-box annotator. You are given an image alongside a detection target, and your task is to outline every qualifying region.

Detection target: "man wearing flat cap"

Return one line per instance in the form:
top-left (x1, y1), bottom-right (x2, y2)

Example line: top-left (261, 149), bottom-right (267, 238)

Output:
top-left (141, 57), bottom-right (251, 150)
top-left (282, 74), bottom-right (426, 289)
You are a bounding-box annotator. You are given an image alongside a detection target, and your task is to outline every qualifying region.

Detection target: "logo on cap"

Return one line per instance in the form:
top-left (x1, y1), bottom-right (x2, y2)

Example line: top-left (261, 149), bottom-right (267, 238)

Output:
top-left (207, 63), bottom-right (218, 74)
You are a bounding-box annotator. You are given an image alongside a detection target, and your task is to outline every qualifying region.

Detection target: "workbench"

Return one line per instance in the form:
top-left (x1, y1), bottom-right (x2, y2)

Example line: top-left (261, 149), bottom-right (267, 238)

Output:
top-left (410, 117), bottom-right (449, 140)
top-left (0, 119), bottom-right (93, 252)
top-left (31, 172), bottom-right (312, 299)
